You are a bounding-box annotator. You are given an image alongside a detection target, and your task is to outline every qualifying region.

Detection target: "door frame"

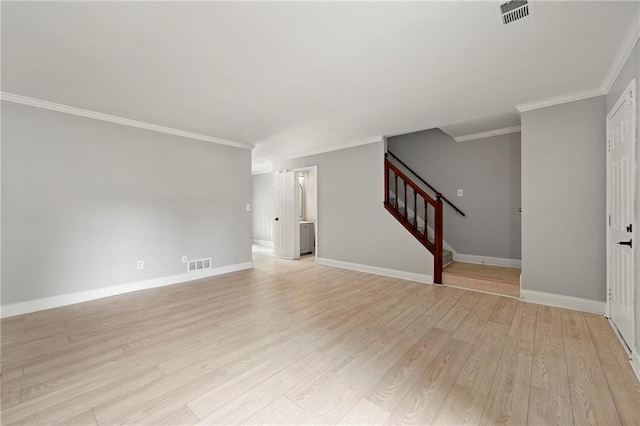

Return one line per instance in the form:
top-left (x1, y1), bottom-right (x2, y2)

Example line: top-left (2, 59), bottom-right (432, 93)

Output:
top-left (293, 165), bottom-right (319, 262)
top-left (606, 78), bottom-right (637, 354)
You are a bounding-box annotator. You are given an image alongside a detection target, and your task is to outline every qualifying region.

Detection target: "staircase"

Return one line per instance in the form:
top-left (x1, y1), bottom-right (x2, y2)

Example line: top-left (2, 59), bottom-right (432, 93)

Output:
top-left (383, 151), bottom-right (462, 284)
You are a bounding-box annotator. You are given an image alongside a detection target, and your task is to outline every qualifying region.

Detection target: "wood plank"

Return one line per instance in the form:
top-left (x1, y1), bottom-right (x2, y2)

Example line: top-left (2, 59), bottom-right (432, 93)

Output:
top-left (527, 385), bottom-right (573, 426)
top-left (339, 398), bottom-right (390, 425)
top-left (479, 338), bottom-right (534, 426)
top-left (442, 262), bottom-right (520, 298)
top-left (584, 314), bottom-right (640, 426)
top-left (150, 405), bottom-right (199, 426)
top-left (243, 396), bottom-right (305, 425)
top-left (50, 409), bottom-right (98, 426)
top-left (488, 297), bottom-right (518, 325)
top-left (560, 309), bottom-right (591, 342)
top-left (531, 307), bottom-right (570, 398)
top-left (452, 293), bottom-right (500, 344)
top-left (294, 367), bottom-right (380, 424)
top-left (443, 262), bottom-right (521, 284)
top-left (436, 291), bottom-right (480, 332)
top-left (563, 337), bottom-right (622, 426)
top-left (432, 383), bottom-right (486, 425)
top-left (424, 287), bottom-right (465, 318)
top-left (455, 321), bottom-right (509, 395)
top-left (384, 290), bottom-right (435, 331)
top-left (19, 341), bottom-right (201, 404)
top-left (365, 328), bottom-right (451, 412)
top-left (385, 338), bottom-right (474, 425)
top-left (509, 302), bottom-right (538, 341)
top-left (362, 313), bottom-right (439, 375)
top-left (92, 363), bottom-right (227, 424)
top-left (2, 367), bottom-right (164, 425)
top-left (189, 350), bottom-right (332, 422)
top-left (443, 275), bottom-right (520, 298)
top-left (536, 305), bottom-right (563, 336)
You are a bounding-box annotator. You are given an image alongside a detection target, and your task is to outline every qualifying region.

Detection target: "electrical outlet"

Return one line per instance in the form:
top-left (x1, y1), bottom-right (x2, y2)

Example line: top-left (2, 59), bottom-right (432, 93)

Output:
top-left (137, 260), bottom-right (144, 270)
top-left (246, 204), bottom-right (251, 212)
top-left (457, 189), bottom-right (463, 197)
top-left (181, 255), bottom-right (188, 264)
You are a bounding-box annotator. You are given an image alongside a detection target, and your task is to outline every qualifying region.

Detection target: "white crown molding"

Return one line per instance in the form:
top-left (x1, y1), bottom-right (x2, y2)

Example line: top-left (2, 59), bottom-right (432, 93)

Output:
top-left (514, 12), bottom-right (637, 115)
top-left (0, 261), bottom-right (253, 318)
top-left (0, 92), bottom-right (253, 150)
top-left (601, 11), bottom-right (640, 93)
top-left (272, 136), bottom-right (383, 162)
top-left (516, 88), bottom-right (606, 113)
top-left (317, 257), bottom-right (433, 284)
top-left (453, 126), bottom-right (521, 143)
top-left (520, 289), bottom-right (606, 315)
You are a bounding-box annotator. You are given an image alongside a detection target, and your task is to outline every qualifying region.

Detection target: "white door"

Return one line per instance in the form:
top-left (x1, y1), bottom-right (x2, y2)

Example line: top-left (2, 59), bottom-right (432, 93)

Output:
top-left (608, 79), bottom-right (637, 350)
top-left (274, 171), bottom-right (300, 259)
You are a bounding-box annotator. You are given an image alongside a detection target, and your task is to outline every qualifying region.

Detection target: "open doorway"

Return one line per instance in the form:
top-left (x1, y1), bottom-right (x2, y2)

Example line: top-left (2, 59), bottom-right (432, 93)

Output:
top-left (293, 166), bottom-right (318, 261)
top-left (250, 166), bottom-right (318, 262)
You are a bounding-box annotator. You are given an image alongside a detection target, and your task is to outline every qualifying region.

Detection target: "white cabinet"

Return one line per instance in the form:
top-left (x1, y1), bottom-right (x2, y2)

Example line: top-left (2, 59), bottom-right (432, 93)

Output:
top-left (300, 222), bottom-right (315, 255)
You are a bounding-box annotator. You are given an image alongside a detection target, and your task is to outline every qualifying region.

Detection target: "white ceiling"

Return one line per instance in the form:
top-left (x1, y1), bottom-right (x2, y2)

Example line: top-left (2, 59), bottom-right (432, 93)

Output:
top-left (2, 2), bottom-right (637, 172)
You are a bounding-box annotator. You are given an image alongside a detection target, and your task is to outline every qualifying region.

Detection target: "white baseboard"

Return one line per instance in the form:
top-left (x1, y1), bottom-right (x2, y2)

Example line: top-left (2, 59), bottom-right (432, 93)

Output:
top-left (632, 349), bottom-right (640, 382)
top-left (252, 239), bottom-right (274, 247)
top-left (520, 289), bottom-right (606, 314)
top-left (0, 261), bottom-right (254, 318)
top-left (317, 258), bottom-right (433, 284)
top-left (453, 253), bottom-right (522, 268)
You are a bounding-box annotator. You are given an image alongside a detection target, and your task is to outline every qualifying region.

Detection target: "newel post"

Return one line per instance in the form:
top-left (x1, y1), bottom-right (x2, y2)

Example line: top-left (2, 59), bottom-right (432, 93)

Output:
top-left (434, 193), bottom-right (444, 284)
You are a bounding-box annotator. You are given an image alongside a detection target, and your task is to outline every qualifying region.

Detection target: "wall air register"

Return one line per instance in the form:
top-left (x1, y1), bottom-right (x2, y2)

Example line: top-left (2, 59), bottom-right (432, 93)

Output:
top-left (497, 0), bottom-right (532, 26)
top-left (188, 258), bottom-right (211, 272)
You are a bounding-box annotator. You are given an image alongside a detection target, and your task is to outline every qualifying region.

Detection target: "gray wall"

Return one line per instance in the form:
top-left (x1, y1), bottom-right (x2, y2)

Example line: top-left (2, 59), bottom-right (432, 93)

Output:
top-left (251, 173), bottom-right (274, 243)
top-left (2, 101), bottom-right (252, 305)
top-left (521, 95), bottom-right (606, 302)
top-left (608, 39), bottom-right (639, 112)
top-left (274, 142), bottom-right (433, 277)
top-left (606, 38), bottom-right (640, 354)
top-left (387, 129), bottom-right (521, 259)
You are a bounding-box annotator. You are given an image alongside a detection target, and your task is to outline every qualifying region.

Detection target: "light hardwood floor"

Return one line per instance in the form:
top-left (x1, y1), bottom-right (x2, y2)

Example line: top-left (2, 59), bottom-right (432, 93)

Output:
top-left (1, 250), bottom-right (638, 425)
top-left (443, 262), bottom-right (521, 298)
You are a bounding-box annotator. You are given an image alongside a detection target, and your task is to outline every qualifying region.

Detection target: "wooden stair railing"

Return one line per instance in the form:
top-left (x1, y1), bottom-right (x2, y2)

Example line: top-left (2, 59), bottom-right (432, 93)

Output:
top-left (386, 150), bottom-right (465, 217)
top-left (384, 153), bottom-right (444, 283)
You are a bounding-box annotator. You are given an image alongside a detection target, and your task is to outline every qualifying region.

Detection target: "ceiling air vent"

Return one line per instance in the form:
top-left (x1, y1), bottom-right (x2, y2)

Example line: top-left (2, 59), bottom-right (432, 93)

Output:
top-left (497, 0), bottom-right (532, 26)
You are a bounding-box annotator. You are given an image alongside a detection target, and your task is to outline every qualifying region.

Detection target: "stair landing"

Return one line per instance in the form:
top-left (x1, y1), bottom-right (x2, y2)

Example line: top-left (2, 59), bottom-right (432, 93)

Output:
top-left (442, 262), bottom-right (520, 298)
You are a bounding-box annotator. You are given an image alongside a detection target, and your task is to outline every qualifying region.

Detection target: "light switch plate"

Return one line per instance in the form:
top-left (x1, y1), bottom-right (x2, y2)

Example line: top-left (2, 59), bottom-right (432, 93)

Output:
top-left (457, 189), bottom-right (463, 197)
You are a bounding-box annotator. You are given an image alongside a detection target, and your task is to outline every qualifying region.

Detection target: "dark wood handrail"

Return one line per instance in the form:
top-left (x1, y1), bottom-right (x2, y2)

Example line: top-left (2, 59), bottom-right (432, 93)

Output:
top-left (384, 158), bottom-right (444, 283)
top-left (386, 160), bottom-right (438, 207)
top-left (386, 150), bottom-right (466, 217)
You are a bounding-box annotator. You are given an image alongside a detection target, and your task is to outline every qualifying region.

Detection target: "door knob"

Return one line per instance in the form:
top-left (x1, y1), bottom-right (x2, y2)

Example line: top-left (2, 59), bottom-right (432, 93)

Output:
top-left (274, 217), bottom-right (279, 221)
top-left (618, 239), bottom-right (633, 248)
